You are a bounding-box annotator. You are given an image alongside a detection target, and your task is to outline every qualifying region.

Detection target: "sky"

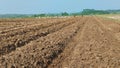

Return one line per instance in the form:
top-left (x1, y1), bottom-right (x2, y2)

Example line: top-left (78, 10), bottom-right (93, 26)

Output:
top-left (0, 0), bottom-right (120, 14)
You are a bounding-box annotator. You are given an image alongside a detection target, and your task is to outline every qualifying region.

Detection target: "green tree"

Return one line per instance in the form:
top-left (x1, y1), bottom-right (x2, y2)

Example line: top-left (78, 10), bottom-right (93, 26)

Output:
top-left (61, 12), bottom-right (69, 16)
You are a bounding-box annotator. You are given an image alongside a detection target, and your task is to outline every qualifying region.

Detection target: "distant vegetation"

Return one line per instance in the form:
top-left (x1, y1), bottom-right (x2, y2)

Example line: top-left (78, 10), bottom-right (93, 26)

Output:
top-left (0, 9), bottom-right (120, 18)
top-left (0, 14), bottom-right (32, 18)
top-left (81, 9), bottom-right (110, 15)
top-left (81, 9), bottom-right (120, 15)
top-left (32, 12), bottom-right (70, 18)
top-left (32, 9), bottom-right (120, 17)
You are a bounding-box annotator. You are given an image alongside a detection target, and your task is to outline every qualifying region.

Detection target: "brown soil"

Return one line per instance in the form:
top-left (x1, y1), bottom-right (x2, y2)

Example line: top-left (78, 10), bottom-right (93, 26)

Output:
top-left (0, 16), bottom-right (120, 68)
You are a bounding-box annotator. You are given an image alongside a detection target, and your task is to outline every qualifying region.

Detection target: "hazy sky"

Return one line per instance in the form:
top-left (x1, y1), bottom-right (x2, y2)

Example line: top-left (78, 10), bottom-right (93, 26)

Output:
top-left (0, 0), bottom-right (119, 14)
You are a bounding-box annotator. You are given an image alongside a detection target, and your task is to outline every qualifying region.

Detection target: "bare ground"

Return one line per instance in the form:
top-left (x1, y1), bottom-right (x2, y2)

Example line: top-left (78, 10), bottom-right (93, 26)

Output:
top-left (0, 16), bottom-right (120, 68)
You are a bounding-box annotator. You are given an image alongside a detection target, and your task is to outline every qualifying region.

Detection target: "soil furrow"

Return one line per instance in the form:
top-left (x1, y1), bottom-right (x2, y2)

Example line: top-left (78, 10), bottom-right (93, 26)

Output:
top-left (0, 20), bottom-right (80, 68)
top-left (94, 16), bottom-right (120, 42)
top-left (0, 18), bottom-right (70, 34)
top-left (0, 18), bottom-right (51, 31)
top-left (0, 16), bottom-right (120, 68)
top-left (0, 18), bottom-right (71, 39)
top-left (0, 18), bottom-right (79, 56)
top-left (48, 17), bottom-right (88, 68)
top-left (60, 17), bottom-right (120, 68)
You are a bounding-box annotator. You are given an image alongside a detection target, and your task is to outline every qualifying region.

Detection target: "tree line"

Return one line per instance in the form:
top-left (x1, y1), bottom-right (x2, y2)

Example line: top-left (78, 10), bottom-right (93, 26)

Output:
top-left (0, 9), bottom-right (120, 18)
top-left (32, 9), bottom-right (120, 17)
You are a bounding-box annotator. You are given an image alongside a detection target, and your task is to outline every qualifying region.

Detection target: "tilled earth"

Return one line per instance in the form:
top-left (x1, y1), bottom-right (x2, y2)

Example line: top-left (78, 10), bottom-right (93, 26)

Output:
top-left (0, 16), bottom-right (120, 68)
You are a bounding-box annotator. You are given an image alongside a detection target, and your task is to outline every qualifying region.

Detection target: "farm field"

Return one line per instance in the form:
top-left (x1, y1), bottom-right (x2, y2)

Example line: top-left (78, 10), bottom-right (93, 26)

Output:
top-left (98, 14), bottom-right (120, 21)
top-left (0, 16), bottom-right (120, 68)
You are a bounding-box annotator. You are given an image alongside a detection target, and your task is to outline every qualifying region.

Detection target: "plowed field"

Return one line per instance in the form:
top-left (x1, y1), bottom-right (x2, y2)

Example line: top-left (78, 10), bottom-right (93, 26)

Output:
top-left (0, 16), bottom-right (120, 68)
